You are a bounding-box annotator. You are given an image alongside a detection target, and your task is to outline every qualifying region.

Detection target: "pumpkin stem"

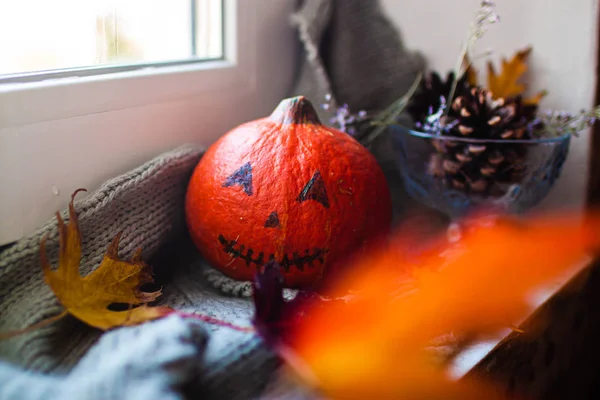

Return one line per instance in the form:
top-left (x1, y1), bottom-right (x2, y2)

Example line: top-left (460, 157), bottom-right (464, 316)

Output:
top-left (269, 96), bottom-right (322, 125)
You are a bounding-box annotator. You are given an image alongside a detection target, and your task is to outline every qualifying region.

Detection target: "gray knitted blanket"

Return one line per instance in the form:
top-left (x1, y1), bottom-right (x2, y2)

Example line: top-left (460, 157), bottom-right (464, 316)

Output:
top-left (0, 1), bottom-right (427, 398)
top-left (0, 145), bottom-right (281, 399)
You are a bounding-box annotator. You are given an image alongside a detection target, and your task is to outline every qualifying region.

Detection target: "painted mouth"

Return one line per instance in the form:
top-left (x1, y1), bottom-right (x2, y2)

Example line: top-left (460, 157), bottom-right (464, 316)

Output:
top-left (218, 234), bottom-right (328, 272)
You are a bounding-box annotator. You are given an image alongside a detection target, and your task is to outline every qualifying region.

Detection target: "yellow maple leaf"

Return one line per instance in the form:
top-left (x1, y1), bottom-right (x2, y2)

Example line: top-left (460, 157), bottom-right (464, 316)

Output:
top-left (487, 46), bottom-right (547, 105)
top-left (487, 47), bottom-right (531, 98)
top-left (523, 89), bottom-right (549, 106)
top-left (40, 189), bottom-right (172, 331)
top-left (464, 47), bottom-right (547, 105)
top-left (282, 212), bottom-right (600, 399)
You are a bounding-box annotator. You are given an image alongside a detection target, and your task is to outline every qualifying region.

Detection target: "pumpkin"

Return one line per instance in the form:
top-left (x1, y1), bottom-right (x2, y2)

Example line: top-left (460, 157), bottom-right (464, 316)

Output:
top-left (185, 96), bottom-right (392, 288)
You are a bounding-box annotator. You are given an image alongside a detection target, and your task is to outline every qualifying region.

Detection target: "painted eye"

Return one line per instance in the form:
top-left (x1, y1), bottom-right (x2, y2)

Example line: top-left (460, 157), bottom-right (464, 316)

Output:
top-left (222, 162), bottom-right (253, 196)
top-left (264, 211), bottom-right (280, 228)
top-left (297, 170), bottom-right (330, 208)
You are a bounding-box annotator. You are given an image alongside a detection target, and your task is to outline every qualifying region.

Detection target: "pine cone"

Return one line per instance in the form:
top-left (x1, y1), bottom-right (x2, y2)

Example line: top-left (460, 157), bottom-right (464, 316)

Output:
top-left (407, 71), bottom-right (470, 125)
top-left (432, 87), bottom-right (537, 194)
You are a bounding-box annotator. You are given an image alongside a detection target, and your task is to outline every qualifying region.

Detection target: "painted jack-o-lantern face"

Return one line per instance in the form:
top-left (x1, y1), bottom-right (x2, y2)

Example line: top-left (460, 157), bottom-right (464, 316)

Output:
top-left (185, 96), bottom-right (392, 288)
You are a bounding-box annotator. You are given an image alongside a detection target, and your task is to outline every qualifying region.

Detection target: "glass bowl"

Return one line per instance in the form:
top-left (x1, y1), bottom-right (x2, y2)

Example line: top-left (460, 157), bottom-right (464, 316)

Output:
top-left (389, 125), bottom-right (571, 219)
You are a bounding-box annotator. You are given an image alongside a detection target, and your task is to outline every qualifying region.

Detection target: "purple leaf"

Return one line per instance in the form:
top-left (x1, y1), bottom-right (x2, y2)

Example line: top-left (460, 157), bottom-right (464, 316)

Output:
top-left (252, 261), bottom-right (286, 344)
top-left (251, 262), bottom-right (339, 347)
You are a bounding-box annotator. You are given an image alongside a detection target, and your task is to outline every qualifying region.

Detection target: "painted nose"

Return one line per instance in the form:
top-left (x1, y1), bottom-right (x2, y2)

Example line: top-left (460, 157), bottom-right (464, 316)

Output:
top-left (264, 211), bottom-right (280, 228)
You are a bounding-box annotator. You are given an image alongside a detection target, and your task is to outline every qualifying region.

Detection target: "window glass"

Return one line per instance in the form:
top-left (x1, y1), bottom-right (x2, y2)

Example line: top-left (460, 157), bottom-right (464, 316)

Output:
top-left (0, 0), bottom-right (223, 76)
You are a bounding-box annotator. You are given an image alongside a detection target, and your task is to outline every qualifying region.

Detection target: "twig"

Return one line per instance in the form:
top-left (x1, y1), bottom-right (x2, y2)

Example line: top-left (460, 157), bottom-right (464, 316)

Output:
top-left (531, 107), bottom-right (600, 138)
top-left (361, 72), bottom-right (423, 146)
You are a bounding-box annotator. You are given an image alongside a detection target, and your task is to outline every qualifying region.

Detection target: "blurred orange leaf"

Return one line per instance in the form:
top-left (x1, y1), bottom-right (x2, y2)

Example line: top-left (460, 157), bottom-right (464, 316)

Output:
top-left (284, 212), bottom-right (600, 399)
top-left (41, 189), bottom-right (172, 331)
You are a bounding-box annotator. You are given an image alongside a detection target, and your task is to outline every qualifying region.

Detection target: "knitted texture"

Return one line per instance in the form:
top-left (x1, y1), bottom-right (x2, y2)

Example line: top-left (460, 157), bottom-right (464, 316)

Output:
top-left (290, 0), bottom-right (425, 120)
top-left (0, 315), bottom-right (208, 400)
top-left (154, 235), bottom-right (281, 400)
top-left (0, 145), bottom-right (203, 372)
top-left (203, 263), bottom-right (298, 299)
top-left (0, 145), bottom-right (283, 400)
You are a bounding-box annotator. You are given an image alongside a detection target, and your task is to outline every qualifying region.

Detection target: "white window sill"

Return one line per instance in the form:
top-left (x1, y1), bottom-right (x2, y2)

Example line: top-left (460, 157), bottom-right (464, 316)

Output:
top-left (0, 59), bottom-right (250, 129)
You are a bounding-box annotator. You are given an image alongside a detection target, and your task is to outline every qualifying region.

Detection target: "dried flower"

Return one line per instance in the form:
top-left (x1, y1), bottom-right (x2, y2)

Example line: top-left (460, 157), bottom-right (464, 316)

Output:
top-left (472, 1), bottom-right (500, 39)
top-left (529, 106), bottom-right (600, 137)
top-left (320, 94), bottom-right (369, 136)
top-left (414, 96), bottom-right (456, 134)
top-left (446, 1), bottom-right (500, 115)
top-left (319, 73), bottom-right (421, 146)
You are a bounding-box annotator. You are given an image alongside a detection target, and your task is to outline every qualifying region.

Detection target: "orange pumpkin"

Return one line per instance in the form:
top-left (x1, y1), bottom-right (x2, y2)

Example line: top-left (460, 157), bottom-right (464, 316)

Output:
top-left (185, 96), bottom-right (392, 288)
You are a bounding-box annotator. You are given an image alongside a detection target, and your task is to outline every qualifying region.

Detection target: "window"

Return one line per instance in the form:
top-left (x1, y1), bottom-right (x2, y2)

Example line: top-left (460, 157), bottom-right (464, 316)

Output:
top-left (0, 0), bottom-right (297, 246)
top-left (0, 0), bottom-right (224, 82)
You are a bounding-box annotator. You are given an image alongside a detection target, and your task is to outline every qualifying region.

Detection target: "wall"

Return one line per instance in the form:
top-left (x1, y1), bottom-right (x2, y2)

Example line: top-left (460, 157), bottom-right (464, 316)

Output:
top-left (381, 0), bottom-right (599, 212)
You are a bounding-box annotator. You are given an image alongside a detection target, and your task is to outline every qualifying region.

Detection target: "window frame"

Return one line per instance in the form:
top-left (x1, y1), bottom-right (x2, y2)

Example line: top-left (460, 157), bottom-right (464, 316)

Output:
top-left (0, 0), bottom-right (255, 129)
top-left (0, 0), bottom-right (225, 84)
top-left (0, 0), bottom-right (267, 244)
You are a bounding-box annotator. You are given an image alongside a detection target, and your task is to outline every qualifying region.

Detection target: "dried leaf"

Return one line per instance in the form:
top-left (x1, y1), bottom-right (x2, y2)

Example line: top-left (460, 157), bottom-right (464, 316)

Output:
top-left (252, 262), bottom-right (288, 343)
top-left (523, 89), bottom-right (549, 106)
top-left (486, 46), bottom-right (547, 106)
top-left (41, 189), bottom-right (172, 331)
top-left (465, 47), bottom-right (546, 106)
top-left (487, 47), bottom-right (531, 98)
top-left (252, 261), bottom-right (339, 347)
top-left (280, 212), bottom-right (600, 399)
